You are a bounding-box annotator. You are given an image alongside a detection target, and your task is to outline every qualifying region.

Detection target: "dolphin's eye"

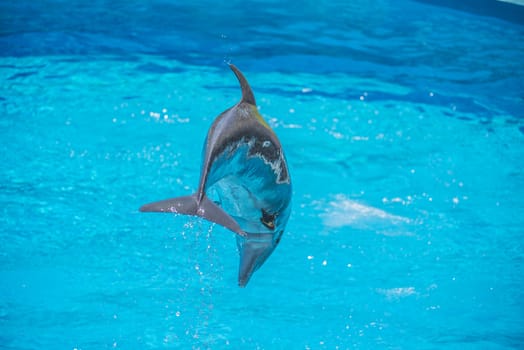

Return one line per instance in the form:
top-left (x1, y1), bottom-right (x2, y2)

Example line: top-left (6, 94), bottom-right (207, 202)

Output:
top-left (260, 209), bottom-right (276, 230)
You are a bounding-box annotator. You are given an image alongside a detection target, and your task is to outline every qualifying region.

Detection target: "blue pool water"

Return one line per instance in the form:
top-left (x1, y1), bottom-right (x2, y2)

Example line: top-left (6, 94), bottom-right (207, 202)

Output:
top-left (1, 1), bottom-right (524, 348)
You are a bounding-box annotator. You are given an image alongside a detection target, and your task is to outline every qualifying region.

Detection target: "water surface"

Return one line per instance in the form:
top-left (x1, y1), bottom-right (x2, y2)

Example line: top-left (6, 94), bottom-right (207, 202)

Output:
top-left (1, 1), bottom-right (523, 349)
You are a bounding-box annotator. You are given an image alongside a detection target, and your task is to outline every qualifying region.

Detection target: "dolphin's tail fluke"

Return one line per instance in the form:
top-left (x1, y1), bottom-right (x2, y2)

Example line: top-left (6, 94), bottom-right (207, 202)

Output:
top-left (140, 195), bottom-right (246, 237)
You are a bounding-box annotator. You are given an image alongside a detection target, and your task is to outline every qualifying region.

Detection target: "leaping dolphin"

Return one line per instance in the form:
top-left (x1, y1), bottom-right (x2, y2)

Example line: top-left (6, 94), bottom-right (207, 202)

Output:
top-left (140, 64), bottom-right (292, 287)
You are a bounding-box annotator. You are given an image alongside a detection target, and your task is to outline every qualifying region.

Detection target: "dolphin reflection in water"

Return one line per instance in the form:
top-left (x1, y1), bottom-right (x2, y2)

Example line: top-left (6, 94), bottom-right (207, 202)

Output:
top-left (140, 65), bottom-right (292, 287)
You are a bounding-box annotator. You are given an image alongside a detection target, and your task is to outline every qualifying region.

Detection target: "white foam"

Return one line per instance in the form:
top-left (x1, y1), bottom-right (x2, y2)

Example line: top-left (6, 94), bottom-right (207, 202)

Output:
top-left (377, 287), bottom-right (417, 300)
top-left (321, 194), bottom-right (411, 229)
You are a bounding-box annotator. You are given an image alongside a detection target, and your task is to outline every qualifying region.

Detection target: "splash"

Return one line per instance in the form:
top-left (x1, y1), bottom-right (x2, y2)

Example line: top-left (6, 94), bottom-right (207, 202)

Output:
top-left (376, 287), bottom-right (417, 300)
top-left (320, 194), bottom-right (412, 233)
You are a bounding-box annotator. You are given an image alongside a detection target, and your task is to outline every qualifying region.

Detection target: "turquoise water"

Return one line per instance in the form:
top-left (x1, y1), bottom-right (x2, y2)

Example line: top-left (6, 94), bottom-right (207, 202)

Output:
top-left (1, 1), bottom-right (524, 349)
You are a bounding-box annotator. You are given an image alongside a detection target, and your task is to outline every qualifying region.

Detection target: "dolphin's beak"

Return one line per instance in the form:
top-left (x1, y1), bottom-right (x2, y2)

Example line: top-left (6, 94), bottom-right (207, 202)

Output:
top-left (237, 234), bottom-right (274, 287)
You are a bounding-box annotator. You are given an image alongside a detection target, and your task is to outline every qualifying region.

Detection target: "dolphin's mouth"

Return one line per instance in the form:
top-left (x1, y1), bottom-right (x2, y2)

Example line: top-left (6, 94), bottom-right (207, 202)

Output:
top-left (238, 256), bottom-right (260, 287)
top-left (237, 233), bottom-right (274, 287)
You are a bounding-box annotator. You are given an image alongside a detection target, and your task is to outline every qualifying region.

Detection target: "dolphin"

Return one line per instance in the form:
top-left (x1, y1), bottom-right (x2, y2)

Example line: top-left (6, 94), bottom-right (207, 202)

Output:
top-left (140, 64), bottom-right (292, 287)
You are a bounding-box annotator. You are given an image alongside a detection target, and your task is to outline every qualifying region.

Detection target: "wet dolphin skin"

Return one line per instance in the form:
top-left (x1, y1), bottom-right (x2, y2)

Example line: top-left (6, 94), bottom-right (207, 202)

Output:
top-left (140, 64), bottom-right (292, 287)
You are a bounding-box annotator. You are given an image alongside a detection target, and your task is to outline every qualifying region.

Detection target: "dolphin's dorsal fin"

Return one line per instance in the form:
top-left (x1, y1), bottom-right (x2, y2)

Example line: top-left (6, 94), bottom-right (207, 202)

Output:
top-left (229, 64), bottom-right (256, 106)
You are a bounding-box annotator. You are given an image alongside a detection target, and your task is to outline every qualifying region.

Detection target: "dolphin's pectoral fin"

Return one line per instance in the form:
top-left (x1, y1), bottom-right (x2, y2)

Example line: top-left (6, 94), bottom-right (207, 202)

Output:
top-left (139, 195), bottom-right (198, 214)
top-left (260, 209), bottom-right (276, 230)
top-left (198, 196), bottom-right (246, 237)
top-left (139, 194), bottom-right (246, 237)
